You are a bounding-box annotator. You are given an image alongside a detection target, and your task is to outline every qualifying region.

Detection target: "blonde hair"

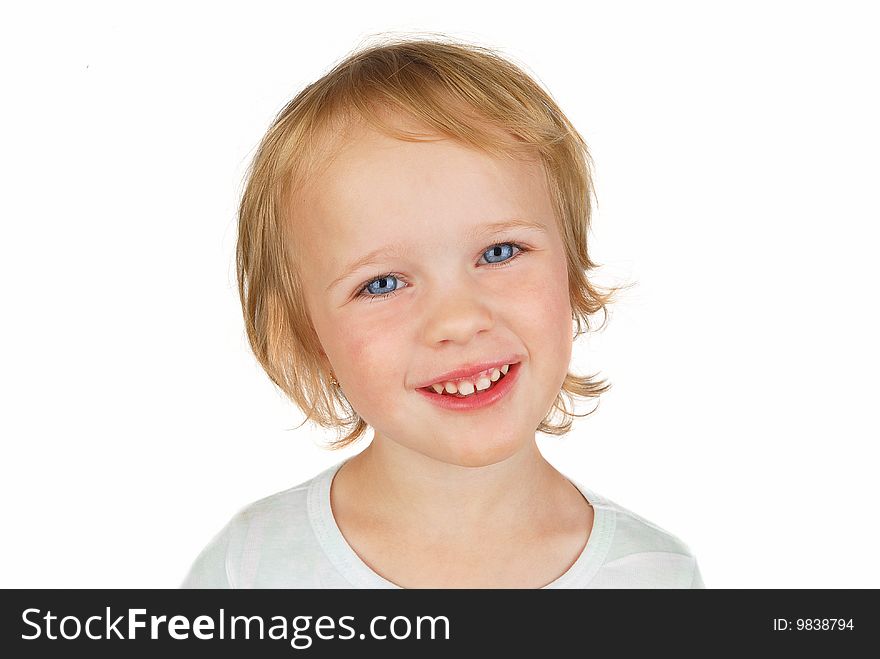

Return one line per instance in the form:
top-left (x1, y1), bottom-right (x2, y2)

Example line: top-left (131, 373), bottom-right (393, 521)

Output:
top-left (236, 33), bottom-right (630, 449)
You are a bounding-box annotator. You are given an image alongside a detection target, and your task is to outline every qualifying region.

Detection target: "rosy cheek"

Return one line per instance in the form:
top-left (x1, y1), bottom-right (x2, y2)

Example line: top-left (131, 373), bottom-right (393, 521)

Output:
top-left (336, 324), bottom-right (397, 396)
top-left (338, 332), bottom-right (372, 379)
top-left (518, 258), bottom-right (571, 331)
top-left (334, 334), bottom-right (402, 429)
top-left (522, 259), bottom-right (574, 369)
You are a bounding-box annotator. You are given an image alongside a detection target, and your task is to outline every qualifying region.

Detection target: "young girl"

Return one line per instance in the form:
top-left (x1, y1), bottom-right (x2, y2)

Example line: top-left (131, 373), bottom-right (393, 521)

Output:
top-left (182, 35), bottom-right (704, 589)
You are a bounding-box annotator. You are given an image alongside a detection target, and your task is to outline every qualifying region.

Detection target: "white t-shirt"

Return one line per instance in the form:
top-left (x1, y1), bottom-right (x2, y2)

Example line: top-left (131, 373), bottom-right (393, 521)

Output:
top-left (181, 458), bottom-right (705, 589)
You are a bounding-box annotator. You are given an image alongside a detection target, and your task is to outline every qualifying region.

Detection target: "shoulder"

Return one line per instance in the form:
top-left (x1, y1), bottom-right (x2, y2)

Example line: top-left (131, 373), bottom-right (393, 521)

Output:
top-left (583, 487), bottom-right (705, 588)
top-left (180, 476), bottom-right (316, 589)
top-left (229, 481), bottom-right (314, 531)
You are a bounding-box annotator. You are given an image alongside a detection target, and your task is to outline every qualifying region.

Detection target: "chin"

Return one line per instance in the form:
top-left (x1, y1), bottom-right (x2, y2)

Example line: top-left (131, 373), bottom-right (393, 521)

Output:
top-left (438, 437), bottom-right (526, 469)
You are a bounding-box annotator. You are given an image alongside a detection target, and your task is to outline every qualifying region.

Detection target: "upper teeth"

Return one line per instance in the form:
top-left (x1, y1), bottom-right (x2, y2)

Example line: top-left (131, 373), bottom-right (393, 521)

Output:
top-left (428, 364), bottom-right (511, 396)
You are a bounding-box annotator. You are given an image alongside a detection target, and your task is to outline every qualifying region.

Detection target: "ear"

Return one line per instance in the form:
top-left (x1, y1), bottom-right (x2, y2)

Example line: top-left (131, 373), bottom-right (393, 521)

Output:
top-left (317, 347), bottom-right (332, 372)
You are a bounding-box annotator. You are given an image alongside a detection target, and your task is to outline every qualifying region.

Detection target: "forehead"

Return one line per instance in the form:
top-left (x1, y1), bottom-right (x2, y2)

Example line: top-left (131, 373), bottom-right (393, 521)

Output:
top-left (295, 118), bottom-right (553, 245)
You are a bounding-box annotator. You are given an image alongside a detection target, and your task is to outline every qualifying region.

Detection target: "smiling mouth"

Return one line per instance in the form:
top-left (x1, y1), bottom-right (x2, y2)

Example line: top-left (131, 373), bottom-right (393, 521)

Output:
top-left (415, 361), bottom-right (522, 411)
top-left (424, 376), bottom-right (507, 397)
top-left (419, 362), bottom-right (517, 398)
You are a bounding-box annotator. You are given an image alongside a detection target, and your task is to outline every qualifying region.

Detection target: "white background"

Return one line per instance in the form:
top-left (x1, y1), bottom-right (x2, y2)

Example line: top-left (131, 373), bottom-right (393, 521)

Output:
top-left (1, 1), bottom-right (877, 588)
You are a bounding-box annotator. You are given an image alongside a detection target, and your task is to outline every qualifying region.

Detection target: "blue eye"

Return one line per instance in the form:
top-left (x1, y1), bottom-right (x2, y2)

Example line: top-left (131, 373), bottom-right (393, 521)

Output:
top-left (363, 274), bottom-right (402, 299)
top-left (482, 243), bottom-right (517, 264)
top-left (355, 242), bottom-right (528, 302)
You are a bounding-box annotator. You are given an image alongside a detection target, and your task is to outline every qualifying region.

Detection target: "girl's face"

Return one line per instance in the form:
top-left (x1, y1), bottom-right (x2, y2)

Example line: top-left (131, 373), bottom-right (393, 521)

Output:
top-left (293, 118), bottom-right (573, 468)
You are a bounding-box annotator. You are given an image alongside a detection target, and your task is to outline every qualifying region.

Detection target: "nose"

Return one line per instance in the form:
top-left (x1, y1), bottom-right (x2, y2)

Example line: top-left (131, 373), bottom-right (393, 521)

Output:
top-left (421, 282), bottom-right (495, 345)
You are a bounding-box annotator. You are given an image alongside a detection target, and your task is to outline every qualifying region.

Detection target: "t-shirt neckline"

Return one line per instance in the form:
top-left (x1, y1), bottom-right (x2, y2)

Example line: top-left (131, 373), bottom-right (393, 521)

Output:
top-left (306, 457), bottom-right (614, 589)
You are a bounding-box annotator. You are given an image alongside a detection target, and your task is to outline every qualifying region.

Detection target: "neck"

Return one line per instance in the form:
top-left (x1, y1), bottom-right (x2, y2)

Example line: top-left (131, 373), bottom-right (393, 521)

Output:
top-left (333, 435), bottom-right (575, 542)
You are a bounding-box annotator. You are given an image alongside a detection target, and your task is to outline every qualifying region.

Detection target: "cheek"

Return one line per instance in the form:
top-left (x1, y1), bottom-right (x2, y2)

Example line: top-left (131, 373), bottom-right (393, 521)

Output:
top-left (337, 319), bottom-right (402, 368)
top-left (329, 321), bottom-right (408, 422)
top-left (519, 254), bottom-right (573, 410)
top-left (515, 254), bottom-right (573, 348)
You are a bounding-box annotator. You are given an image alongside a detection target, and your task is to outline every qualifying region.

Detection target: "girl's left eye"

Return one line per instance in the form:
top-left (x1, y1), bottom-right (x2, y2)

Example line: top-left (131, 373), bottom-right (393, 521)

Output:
top-left (355, 242), bottom-right (528, 302)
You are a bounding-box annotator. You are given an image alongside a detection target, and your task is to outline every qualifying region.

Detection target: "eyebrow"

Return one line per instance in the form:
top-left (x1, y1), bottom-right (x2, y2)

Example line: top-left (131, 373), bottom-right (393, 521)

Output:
top-left (325, 218), bottom-right (548, 293)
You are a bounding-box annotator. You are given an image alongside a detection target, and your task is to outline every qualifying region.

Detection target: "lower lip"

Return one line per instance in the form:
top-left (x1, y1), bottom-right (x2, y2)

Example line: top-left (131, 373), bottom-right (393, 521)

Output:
top-left (415, 362), bottom-right (522, 412)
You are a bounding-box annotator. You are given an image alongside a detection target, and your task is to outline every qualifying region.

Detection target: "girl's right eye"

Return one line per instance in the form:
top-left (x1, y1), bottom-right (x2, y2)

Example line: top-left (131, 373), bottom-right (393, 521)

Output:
top-left (358, 273), bottom-right (408, 303)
